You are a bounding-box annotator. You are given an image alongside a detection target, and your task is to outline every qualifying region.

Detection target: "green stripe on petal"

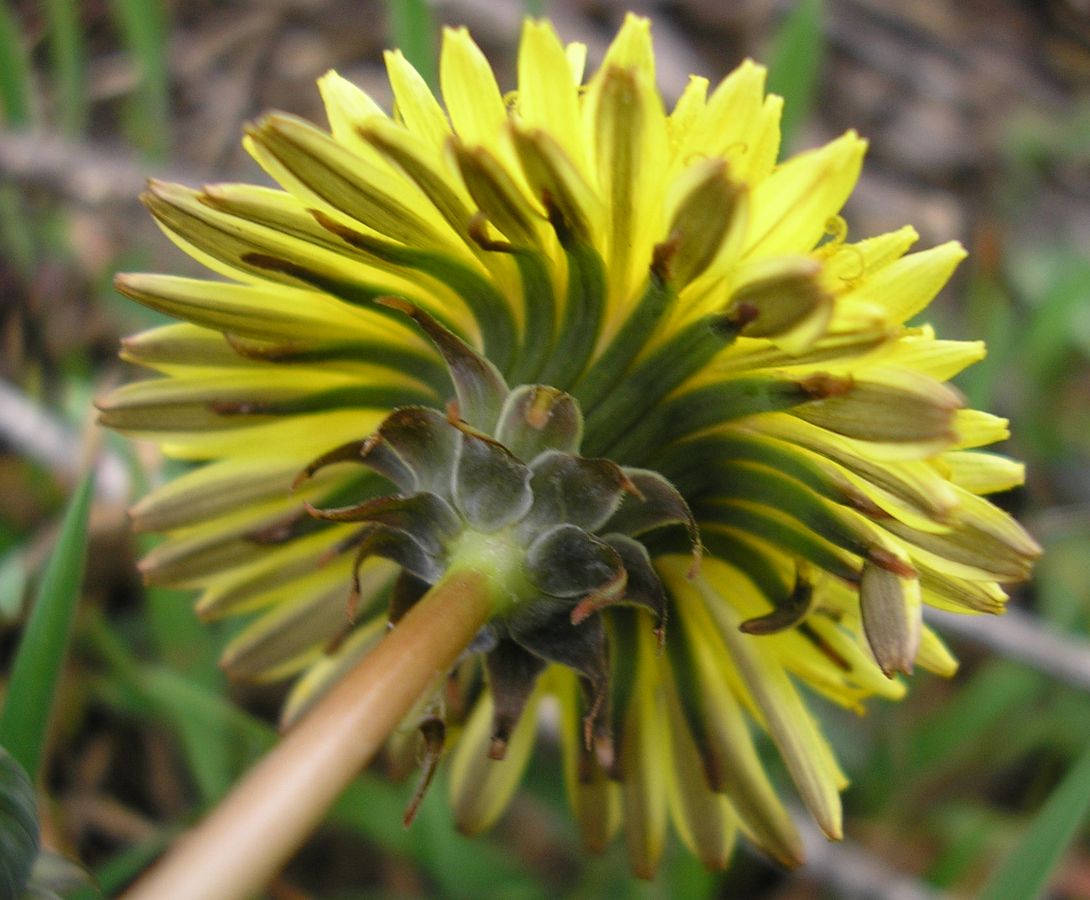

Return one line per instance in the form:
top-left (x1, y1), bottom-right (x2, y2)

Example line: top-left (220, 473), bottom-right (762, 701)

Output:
top-left (220, 560), bottom-right (393, 679)
top-left (673, 561), bottom-right (844, 840)
top-left (586, 61), bottom-right (668, 313)
top-left (661, 662), bottom-right (738, 871)
top-left (667, 595), bottom-right (804, 867)
top-left (248, 114), bottom-right (456, 250)
top-left (619, 615), bottom-right (669, 879)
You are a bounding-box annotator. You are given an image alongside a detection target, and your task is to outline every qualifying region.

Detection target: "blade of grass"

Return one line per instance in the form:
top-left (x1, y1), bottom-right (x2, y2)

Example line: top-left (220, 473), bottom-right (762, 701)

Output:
top-left (384, 0), bottom-right (438, 89)
top-left (145, 580), bottom-right (234, 799)
top-left (333, 771), bottom-right (544, 899)
top-left (109, 0), bottom-right (170, 158)
top-left (979, 736), bottom-right (1090, 900)
top-left (0, 473), bottom-right (94, 781)
top-left (45, 0), bottom-right (87, 135)
top-left (86, 612), bottom-right (264, 800)
top-left (765, 0), bottom-right (824, 151)
top-left (0, 186), bottom-right (36, 276)
top-left (0, 2), bottom-right (32, 126)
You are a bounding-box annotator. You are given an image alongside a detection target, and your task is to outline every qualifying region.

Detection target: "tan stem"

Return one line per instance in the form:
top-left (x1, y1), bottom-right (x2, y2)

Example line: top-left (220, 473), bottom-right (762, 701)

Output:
top-left (122, 568), bottom-right (494, 900)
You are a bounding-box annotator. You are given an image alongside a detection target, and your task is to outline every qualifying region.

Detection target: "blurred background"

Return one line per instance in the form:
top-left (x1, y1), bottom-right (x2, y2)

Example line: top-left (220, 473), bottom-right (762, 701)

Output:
top-left (2, 0), bottom-right (1090, 896)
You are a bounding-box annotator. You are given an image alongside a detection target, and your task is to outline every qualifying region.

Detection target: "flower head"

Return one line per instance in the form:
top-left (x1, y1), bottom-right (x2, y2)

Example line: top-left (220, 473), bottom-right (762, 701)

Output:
top-left (101, 14), bottom-right (1039, 877)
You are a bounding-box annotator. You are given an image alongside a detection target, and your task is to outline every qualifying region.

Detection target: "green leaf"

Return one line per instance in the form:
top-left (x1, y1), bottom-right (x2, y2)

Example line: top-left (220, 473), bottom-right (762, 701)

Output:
top-left (0, 746), bottom-right (39, 899)
top-left (0, 474), bottom-right (95, 781)
top-left (980, 737), bottom-right (1090, 900)
top-left (766, 0), bottom-right (823, 151)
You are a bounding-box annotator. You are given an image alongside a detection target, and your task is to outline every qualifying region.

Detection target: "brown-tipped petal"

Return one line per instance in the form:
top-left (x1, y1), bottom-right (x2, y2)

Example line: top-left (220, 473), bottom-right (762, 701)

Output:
top-left (668, 602), bottom-right (805, 867)
top-left (719, 255), bottom-right (832, 353)
top-left (860, 563), bottom-right (922, 677)
top-left (663, 158), bottom-right (746, 288)
top-left (510, 125), bottom-right (602, 245)
top-left (449, 140), bottom-right (546, 250)
top-left (792, 369), bottom-right (964, 445)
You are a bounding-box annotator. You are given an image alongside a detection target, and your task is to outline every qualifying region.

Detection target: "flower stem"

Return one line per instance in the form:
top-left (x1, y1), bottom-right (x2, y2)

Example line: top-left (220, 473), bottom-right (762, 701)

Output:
top-left (122, 568), bottom-right (495, 900)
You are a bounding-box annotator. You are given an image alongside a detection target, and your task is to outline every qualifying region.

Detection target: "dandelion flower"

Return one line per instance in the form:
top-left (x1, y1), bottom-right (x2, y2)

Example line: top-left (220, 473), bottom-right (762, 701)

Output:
top-left (101, 14), bottom-right (1040, 877)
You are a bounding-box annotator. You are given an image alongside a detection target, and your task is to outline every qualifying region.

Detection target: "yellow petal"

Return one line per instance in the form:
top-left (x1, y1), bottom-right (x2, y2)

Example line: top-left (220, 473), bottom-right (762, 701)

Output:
top-left (847, 242), bottom-right (967, 324)
top-left (941, 451), bottom-right (1026, 494)
top-left (510, 124), bottom-right (604, 245)
top-left (384, 49), bottom-right (452, 153)
top-left (219, 557), bottom-right (392, 679)
top-left (517, 20), bottom-right (587, 173)
top-left (674, 59), bottom-right (767, 177)
top-left (667, 75), bottom-right (708, 156)
top-left (915, 624), bottom-right (959, 677)
top-left (449, 688), bottom-right (541, 835)
top-left (954, 409), bottom-right (1010, 449)
top-left (670, 593), bottom-right (805, 866)
top-left (745, 132), bottom-right (866, 259)
top-left (440, 26), bottom-right (507, 152)
top-left (317, 70), bottom-right (390, 163)
top-left (791, 367), bottom-right (963, 446)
